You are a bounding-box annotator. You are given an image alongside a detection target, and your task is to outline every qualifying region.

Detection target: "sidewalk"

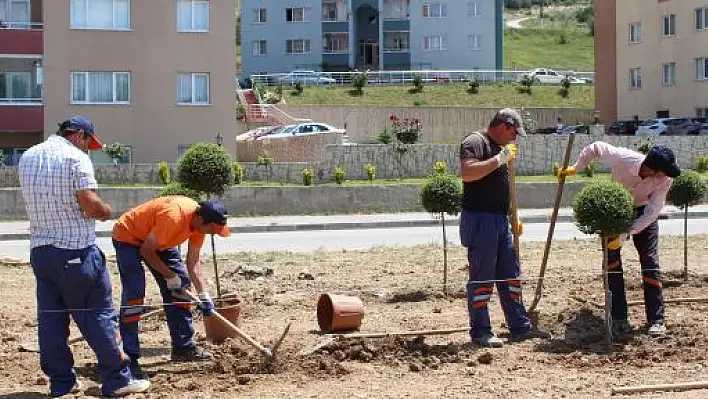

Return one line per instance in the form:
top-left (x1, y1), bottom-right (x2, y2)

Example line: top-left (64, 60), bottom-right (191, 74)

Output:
top-left (1, 205), bottom-right (707, 241)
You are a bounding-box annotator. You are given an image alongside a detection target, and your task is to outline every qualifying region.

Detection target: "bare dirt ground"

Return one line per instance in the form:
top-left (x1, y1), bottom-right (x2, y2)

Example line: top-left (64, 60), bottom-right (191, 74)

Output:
top-left (1, 234), bottom-right (708, 398)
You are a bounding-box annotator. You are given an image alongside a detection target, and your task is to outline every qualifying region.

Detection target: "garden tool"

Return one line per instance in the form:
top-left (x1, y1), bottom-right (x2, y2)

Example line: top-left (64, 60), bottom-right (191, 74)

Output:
top-left (529, 133), bottom-right (576, 325)
top-left (508, 157), bottom-right (520, 258)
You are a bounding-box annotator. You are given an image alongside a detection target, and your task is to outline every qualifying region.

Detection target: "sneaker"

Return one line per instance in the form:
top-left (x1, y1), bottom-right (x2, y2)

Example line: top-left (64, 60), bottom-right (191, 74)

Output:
top-left (612, 320), bottom-right (632, 335)
top-left (106, 379), bottom-right (151, 397)
top-left (648, 322), bottom-right (667, 338)
top-left (472, 334), bottom-right (504, 348)
top-left (129, 358), bottom-right (145, 380)
top-left (510, 329), bottom-right (553, 343)
top-left (171, 346), bottom-right (214, 362)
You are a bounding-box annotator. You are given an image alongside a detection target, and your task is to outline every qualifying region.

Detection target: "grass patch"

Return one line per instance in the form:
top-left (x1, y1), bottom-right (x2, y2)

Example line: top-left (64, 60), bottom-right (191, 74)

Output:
top-left (505, 27), bottom-right (594, 71)
top-left (282, 83), bottom-right (594, 109)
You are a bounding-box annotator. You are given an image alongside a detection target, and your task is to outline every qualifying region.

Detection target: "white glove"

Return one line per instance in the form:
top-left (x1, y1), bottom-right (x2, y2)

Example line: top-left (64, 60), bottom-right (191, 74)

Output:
top-left (495, 144), bottom-right (517, 167)
top-left (166, 274), bottom-right (182, 291)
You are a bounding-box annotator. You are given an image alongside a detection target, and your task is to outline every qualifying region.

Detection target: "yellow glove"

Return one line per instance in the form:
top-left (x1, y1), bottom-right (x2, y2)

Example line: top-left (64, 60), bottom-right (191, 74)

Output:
top-left (607, 233), bottom-right (629, 250)
top-left (512, 220), bottom-right (523, 236)
top-left (495, 144), bottom-right (518, 166)
top-left (557, 166), bottom-right (577, 181)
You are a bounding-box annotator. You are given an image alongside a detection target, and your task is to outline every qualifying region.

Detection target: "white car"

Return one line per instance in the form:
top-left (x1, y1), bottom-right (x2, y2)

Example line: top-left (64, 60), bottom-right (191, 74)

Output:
top-left (635, 118), bottom-right (683, 137)
top-left (256, 123), bottom-right (347, 140)
top-left (277, 70), bottom-right (336, 85)
top-left (518, 68), bottom-right (584, 85)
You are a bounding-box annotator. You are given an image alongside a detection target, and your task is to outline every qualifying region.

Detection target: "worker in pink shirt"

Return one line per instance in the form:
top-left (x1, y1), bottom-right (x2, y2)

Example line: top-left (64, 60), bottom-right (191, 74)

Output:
top-left (559, 142), bottom-right (681, 338)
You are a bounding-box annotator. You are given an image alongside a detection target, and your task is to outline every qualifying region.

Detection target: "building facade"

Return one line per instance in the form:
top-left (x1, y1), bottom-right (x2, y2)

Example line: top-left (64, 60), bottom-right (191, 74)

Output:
top-left (595, 0), bottom-right (708, 124)
top-left (1, 0), bottom-right (237, 164)
top-left (241, 0), bottom-right (503, 77)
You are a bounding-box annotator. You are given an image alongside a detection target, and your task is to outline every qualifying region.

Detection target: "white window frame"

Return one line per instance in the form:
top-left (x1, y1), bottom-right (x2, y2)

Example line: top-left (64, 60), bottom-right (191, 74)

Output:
top-left (252, 7), bottom-right (266, 23)
top-left (252, 40), bottom-right (267, 56)
top-left (422, 3), bottom-right (446, 18)
top-left (422, 34), bottom-right (447, 51)
top-left (383, 0), bottom-right (409, 20)
top-left (662, 14), bottom-right (676, 37)
top-left (629, 22), bottom-right (641, 43)
top-left (468, 1), bottom-right (481, 18)
top-left (697, 57), bottom-right (708, 80)
top-left (70, 0), bottom-right (131, 30)
top-left (697, 7), bottom-right (708, 31)
top-left (468, 34), bottom-right (482, 50)
top-left (629, 68), bottom-right (642, 89)
top-left (383, 31), bottom-right (410, 52)
top-left (661, 62), bottom-right (676, 87)
top-left (285, 39), bottom-right (311, 54)
top-left (0, 0), bottom-right (31, 28)
top-left (70, 71), bottom-right (131, 104)
top-left (323, 33), bottom-right (348, 54)
top-left (323, 1), bottom-right (337, 22)
top-left (285, 7), bottom-right (308, 23)
top-left (177, 0), bottom-right (209, 32)
top-left (3, 71), bottom-right (31, 99)
top-left (177, 72), bottom-right (210, 105)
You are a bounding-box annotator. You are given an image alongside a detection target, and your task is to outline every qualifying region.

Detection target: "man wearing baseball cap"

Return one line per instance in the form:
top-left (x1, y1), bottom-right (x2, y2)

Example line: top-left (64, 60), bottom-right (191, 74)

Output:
top-left (559, 142), bottom-right (681, 338)
top-left (459, 108), bottom-right (551, 348)
top-left (111, 196), bottom-right (231, 378)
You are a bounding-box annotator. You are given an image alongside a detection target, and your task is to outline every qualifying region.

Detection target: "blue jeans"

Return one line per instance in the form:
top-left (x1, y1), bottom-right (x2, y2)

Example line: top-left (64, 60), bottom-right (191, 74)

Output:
top-left (113, 240), bottom-right (196, 360)
top-left (459, 210), bottom-right (531, 339)
top-left (30, 244), bottom-right (131, 396)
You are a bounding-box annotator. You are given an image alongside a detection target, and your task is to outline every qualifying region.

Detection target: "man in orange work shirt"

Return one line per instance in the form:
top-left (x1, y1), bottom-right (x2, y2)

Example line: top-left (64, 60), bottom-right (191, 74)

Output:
top-left (112, 196), bottom-right (231, 378)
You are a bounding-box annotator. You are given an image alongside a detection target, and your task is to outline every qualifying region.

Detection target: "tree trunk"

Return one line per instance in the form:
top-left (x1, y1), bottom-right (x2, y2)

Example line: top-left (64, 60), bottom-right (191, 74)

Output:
top-left (684, 206), bottom-right (688, 281)
top-left (602, 236), bottom-right (612, 351)
top-left (442, 213), bottom-right (448, 295)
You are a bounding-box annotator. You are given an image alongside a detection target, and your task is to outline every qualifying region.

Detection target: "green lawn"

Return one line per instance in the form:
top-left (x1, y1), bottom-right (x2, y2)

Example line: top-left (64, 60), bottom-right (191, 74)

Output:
top-left (282, 84), bottom-right (594, 108)
top-left (504, 27), bottom-right (594, 72)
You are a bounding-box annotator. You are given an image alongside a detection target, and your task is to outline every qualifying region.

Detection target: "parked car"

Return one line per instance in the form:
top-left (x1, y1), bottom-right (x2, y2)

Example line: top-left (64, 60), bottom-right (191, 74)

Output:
top-left (700, 121), bottom-right (708, 135)
top-left (533, 126), bottom-right (558, 135)
top-left (563, 124), bottom-right (589, 135)
top-left (255, 122), bottom-right (350, 143)
top-left (667, 118), bottom-right (703, 135)
top-left (635, 118), bottom-right (686, 136)
top-left (277, 70), bottom-right (336, 85)
top-left (608, 120), bottom-right (642, 135)
top-left (236, 125), bottom-right (285, 142)
top-left (518, 68), bottom-right (585, 85)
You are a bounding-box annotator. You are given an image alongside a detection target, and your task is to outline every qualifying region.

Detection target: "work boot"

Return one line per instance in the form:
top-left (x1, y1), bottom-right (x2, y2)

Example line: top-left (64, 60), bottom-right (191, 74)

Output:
top-left (472, 334), bottom-right (504, 348)
top-left (105, 379), bottom-right (151, 397)
top-left (171, 346), bottom-right (214, 362)
top-left (509, 329), bottom-right (553, 343)
top-left (52, 380), bottom-right (82, 398)
top-left (648, 322), bottom-right (667, 338)
top-left (129, 358), bottom-right (145, 380)
top-left (611, 319), bottom-right (632, 336)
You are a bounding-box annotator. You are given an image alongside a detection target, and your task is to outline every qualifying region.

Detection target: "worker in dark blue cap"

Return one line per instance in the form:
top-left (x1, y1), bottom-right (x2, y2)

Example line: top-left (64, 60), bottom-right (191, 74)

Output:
top-left (559, 142), bottom-right (681, 338)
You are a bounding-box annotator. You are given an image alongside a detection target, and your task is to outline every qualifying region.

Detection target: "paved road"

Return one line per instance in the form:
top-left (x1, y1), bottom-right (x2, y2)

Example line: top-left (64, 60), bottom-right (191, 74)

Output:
top-left (1, 219), bottom-right (706, 261)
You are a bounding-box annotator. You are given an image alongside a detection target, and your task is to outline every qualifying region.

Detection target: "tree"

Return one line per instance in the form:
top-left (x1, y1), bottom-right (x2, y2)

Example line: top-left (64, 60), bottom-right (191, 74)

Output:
top-left (421, 173), bottom-right (462, 294)
top-left (667, 170), bottom-right (707, 281)
top-left (573, 181), bottom-right (636, 350)
top-left (104, 142), bottom-right (126, 165)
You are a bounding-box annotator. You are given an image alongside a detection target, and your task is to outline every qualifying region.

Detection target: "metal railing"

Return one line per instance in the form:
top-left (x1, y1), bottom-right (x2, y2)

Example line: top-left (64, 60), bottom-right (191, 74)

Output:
top-left (245, 104), bottom-right (312, 125)
top-left (0, 97), bottom-right (42, 105)
top-left (0, 21), bottom-right (44, 30)
top-left (250, 69), bottom-right (595, 87)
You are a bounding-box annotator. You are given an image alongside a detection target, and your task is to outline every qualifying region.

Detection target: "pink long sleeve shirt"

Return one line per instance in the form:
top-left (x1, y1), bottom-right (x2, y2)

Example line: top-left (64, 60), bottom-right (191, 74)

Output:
top-left (573, 141), bottom-right (673, 235)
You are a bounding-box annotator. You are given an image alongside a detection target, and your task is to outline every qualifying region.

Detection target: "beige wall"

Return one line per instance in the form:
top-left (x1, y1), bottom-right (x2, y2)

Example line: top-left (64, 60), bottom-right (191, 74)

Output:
top-left (616, 0), bottom-right (708, 120)
top-left (43, 0), bottom-right (237, 163)
top-left (593, 0), bottom-right (617, 126)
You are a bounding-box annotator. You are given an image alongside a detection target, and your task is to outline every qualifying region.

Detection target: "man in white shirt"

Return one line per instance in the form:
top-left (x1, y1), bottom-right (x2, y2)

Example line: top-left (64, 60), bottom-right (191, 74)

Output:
top-left (19, 116), bottom-right (150, 397)
top-left (559, 142), bottom-right (681, 338)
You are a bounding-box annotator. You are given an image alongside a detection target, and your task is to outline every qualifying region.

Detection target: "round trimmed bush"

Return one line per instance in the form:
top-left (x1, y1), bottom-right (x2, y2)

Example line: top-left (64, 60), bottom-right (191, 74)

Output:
top-left (421, 174), bottom-right (462, 216)
top-left (177, 143), bottom-right (234, 196)
top-left (158, 183), bottom-right (200, 201)
top-left (667, 170), bottom-right (707, 209)
top-left (573, 181), bottom-right (635, 237)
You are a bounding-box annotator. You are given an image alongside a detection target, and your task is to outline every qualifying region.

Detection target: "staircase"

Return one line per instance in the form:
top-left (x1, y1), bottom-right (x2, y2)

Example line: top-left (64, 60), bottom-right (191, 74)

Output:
top-left (237, 87), bottom-right (312, 125)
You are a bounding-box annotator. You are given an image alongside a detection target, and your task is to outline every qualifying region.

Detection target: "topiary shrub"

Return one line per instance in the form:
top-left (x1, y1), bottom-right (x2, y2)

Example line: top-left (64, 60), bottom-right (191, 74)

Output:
top-left (365, 163), bottom-right (376, 182)
top-left (333, 166), bottom-right (346, 185)
top-left (667, 170), bottom-right (707, 280)
top-left (232, 162), bottom-right (244, 184)
top-left (351, 71), bottom-right (367, 94)
top-left (411, 73), bottom-right (424, 93)
top-left (302, 167), bottom-right (314, 186)
top-left (177, 143), bottom-right (234, 197)
top-left (157, 183), bottom-right (200, 201)
top-left (421, 173), bottom-right (462, 294)
top-left (157, 161), bottom-right (170, 185)
top-left (377, 127), bottom-right (392, 144)
top-left (695, 156), bottom-right (708, 172)
top-left (466, 77), bottom-right (480, 94)
top-left (433, 161), bottom-right (447, 175)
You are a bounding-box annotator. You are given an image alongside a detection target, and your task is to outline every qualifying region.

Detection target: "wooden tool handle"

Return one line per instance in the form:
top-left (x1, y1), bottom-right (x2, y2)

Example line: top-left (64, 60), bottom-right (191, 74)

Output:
top-left (508, 158), bottom-right (520, 259)
top-left (327, 327), bottom-right (470, 340)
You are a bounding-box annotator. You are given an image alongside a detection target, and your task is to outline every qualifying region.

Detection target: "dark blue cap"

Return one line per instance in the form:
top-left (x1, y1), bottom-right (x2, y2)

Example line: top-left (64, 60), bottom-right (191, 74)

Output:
top-left (643, 145), bottom-right (681, 178)
top-left (197, 199), bottom-right (230, 236)
top-left (58, 116), bottom-right (103, 150)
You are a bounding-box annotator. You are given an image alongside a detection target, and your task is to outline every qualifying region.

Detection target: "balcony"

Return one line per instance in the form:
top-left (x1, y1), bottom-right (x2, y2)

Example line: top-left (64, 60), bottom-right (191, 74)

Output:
top-left (0, 0), bottom-right (43, 54)
top-left (0, 56), bottom-right (43, 132)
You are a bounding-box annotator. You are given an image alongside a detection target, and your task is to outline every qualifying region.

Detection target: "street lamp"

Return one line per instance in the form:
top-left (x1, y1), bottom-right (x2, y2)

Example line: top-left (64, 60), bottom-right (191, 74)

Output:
top-left (215, 133), bottom-right (224, 146)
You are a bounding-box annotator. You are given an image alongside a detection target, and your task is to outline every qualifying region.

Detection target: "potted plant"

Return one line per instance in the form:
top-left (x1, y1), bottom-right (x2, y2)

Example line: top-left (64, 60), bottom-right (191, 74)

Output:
top-left (389, 113), bottom-right (422, 144)
top-left (421, 173), bottom-right (462, 294)
top-left (104, 142), bottom-right (126, 165)
top-left (573, 181), bottom-right (635, 350)
top-left (667, 170), bottom-right (708, 281)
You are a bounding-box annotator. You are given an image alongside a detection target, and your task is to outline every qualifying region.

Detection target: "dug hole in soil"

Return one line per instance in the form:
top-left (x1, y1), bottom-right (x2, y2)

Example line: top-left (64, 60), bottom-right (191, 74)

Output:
top-left (1, 236), bottom-right (707, 398)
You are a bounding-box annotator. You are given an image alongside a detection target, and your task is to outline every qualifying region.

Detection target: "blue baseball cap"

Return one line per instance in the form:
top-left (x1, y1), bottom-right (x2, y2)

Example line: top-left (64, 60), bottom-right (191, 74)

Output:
top-left (197, 199), bottom-right (230, 237)
top-left (58, 116), bottom-right (103, 150)
top-left (643, 145), bottom-right (681, 178)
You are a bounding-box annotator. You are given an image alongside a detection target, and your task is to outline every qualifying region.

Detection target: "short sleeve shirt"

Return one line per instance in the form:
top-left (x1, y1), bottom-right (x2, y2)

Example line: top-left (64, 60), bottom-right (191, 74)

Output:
top-left (459, 132), bottom-right (509, 214)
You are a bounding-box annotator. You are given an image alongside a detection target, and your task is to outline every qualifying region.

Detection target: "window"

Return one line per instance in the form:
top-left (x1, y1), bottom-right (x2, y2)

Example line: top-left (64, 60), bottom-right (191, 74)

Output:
top-left (1, 72), bottom-right (31, 99)
top-left (178, 73), bottom-right (209, 104)
top-left (177, 144), bottom-right (192, 159)
top-left (629, 68), bottom-right (642, 89)
top-left (252, 40), bottom-right (266, 56)
top-left (697, 8), bottom-right (708, 30)
top-left (323, 33), bottom-right (348, 54)
top-left (383, 0), bottom-right (409, 20)
top-left (70, 72), bottom-right (130, 104)
top-left (468, 34), bottom-right (482, 50)
top-left (252, 8), bottom-right (266, 23)
top-left (177, 0), bottom-right (209, 32)
top-left (384, 31), bottom-right (409, 52)
top-left (697, 57), bottom-right (708, 80)
top-left (696, 108), bottom-right (708, 118)
top-left (629, 22), bottom-right (641, 43)
top-left (286, 7), bottom-right (306, 22)
top-left (468, 1), bottom-right (480, 17)
top-left (422, 34), bottom-right (446, 51)
top-left (662, 14), bottom-right (675, 37)
top-left (422, 3), bottom-right (446, 18)
top-left (0, 0), bottom-right (30, 28)
top-left (323, 2), bottom-right (337, 21)
top-left (70, 0), bottom-right (130, 30)
top-left (662, 62), bottom-right (676, 86)
top-left (286, 39), bottom-right (310, 54)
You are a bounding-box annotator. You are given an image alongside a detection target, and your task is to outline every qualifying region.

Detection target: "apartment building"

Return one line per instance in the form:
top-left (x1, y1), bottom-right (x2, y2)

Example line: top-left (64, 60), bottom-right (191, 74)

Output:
top-left (595, 0), bottom-right (708, 125)
top-left (0, 0), bottom-right (236, 164)
top-left (240, 0), bottom-right (503, 77)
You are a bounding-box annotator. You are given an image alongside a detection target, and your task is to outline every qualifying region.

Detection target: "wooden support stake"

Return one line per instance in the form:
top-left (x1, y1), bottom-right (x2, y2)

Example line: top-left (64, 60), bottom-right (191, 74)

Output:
top-left (612, 381), bottom-right (708, 395)
top-left (326, 327), bottom-right (470, 340)
top-left (508, 158), bottom-right (520, 259)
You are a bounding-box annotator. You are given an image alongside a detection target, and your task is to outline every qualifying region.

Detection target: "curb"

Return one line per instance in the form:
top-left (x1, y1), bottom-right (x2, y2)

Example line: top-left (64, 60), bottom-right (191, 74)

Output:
top-left (1, 211), bottom-right (707, 242)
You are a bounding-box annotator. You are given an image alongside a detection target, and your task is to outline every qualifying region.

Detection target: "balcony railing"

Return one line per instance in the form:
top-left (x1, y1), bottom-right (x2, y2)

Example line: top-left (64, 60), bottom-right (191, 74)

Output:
top-left (0, 22), bottom-right (43, 30)
top-left (0, 97), bottom-right (43, 105)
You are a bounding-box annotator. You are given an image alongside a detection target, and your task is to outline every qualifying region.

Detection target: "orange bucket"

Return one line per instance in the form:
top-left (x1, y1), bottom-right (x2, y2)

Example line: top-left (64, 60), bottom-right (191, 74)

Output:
top-left (317, 293), bottom-right (364, 333)
top-left (204, 297), bottom-right (242, 344)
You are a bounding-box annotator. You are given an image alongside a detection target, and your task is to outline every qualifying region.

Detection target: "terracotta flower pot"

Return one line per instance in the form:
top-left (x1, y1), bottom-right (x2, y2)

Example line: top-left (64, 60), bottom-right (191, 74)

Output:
top-left (317, 293), bottom-right (365, 333)
top-left (204, 297), bottom-right (242, 344)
